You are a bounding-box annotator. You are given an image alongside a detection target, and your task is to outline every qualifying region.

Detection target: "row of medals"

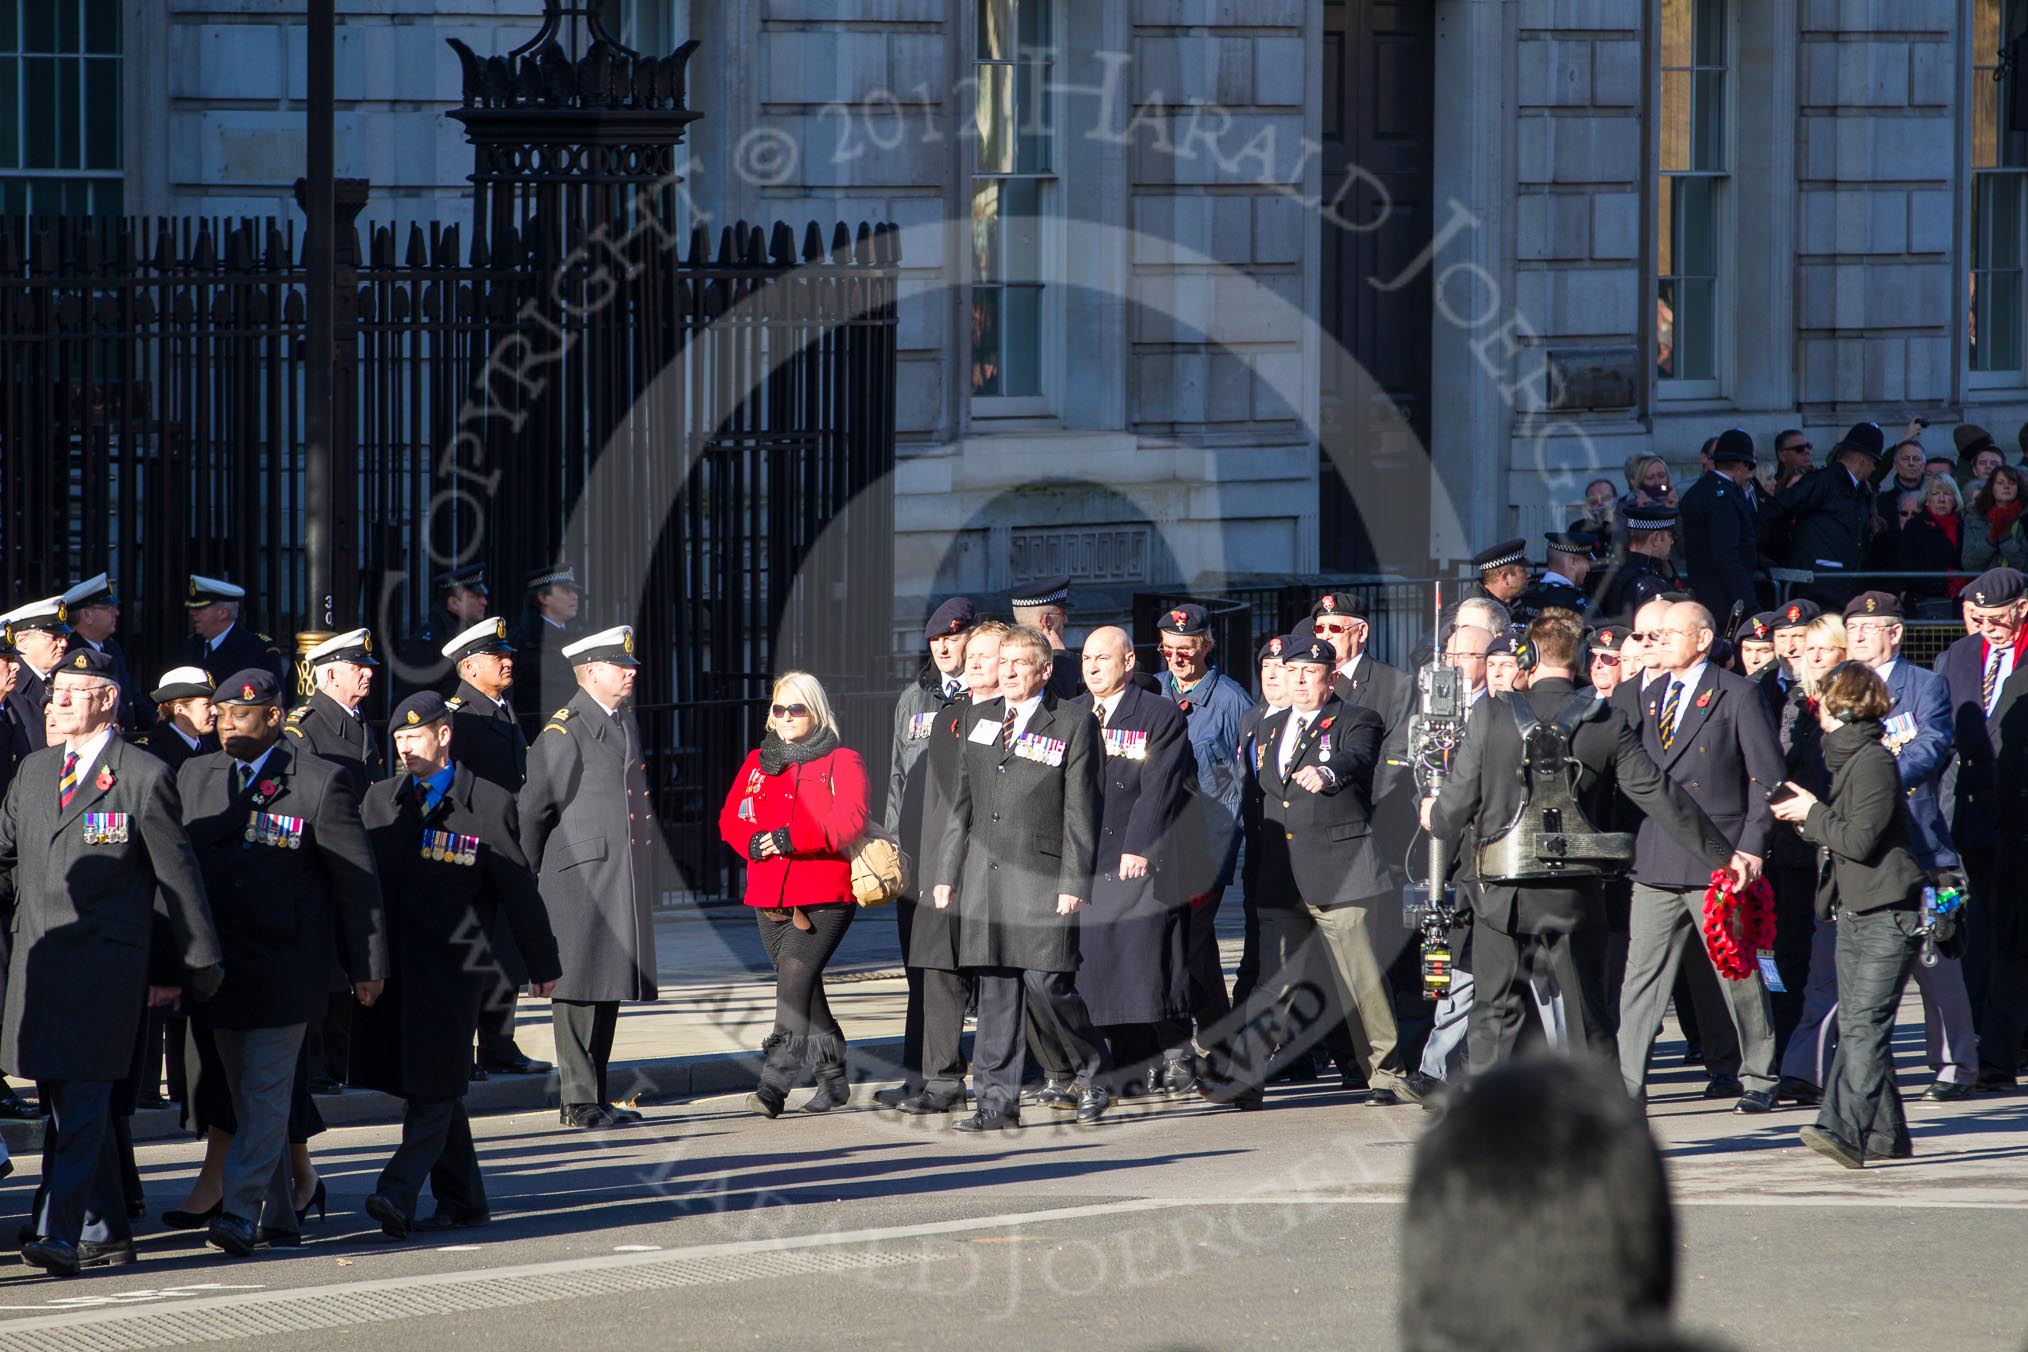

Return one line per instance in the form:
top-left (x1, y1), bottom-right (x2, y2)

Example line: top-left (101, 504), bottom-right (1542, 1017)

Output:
top-left (244, 812), bottom-right (304, 848)
top-left (83, 814), bottom-right (128, 845)
top-left (422, 829), bottom-right (477, 866)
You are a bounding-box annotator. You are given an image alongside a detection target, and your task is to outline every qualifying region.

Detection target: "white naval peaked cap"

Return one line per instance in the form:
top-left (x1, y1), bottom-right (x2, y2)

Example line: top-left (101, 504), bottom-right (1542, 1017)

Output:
top-left (561, 625), bottom-right (637, 666)
top-left (60, 572), bottom-right (114, 607)
top-left (441, 616), bottom-right (515, 662)
top-left (0, 595), bottom-right (71, 630)
top-left (305, 628), bottom-right (379, 666)
top-left (185, 574), bottom-right (247, 605)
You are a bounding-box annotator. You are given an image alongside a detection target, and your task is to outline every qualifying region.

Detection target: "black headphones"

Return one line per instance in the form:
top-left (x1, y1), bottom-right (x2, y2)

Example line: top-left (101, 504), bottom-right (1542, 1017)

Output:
top-left (1511, 629), bottom-right (1537, 674)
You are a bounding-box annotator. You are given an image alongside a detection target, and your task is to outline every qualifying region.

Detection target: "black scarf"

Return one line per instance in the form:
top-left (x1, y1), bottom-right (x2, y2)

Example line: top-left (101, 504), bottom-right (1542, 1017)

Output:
top-left (1822, 717), bottom-right (1884, 774)
top-left (759, 726), bottom-right (840, 776)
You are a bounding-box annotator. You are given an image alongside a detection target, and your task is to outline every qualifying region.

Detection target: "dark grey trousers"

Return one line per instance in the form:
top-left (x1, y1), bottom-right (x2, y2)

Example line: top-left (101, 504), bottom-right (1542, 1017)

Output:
top-left (376, 1097), bottom-right (485, 1221)
top-left (35, 1079), bottom-right (128, 1246)
top-left (214, 1024), bottom-right (306, 1235)
top-left (552, 1000), bottom-right (618, 1106)
top-left (1817, 906), bottom-right (1919, 1160)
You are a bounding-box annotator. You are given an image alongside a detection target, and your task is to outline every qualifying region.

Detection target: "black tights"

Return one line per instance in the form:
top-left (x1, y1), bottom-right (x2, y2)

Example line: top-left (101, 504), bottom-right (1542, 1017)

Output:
top-left (755, 904), bottom-right (855, 1041)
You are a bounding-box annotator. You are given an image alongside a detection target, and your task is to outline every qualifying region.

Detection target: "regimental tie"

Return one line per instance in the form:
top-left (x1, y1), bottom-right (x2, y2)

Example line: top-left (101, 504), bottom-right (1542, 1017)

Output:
top-left (1000, 703), bottom-right (1017, 750)
top-left (235, 763), bottom-right (254, 796)
top-left (1096, 701), bottom-right (1111, 732)
top-left (1985, 647), bottom-right (2006, 715)
top-left (1658, 679), bottom-right (1683, 751)
top-left (58, 752), bottom-right (78, 811)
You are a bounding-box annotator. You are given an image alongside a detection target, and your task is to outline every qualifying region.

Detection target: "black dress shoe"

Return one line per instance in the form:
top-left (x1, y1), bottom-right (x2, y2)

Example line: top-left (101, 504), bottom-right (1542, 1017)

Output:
top-left (1196, 1072), bottom-right (1265, 1109)
top-left (1733, 1090), bottom-right (1777, 1114)
top-left (415, 1208), bottom-right (490, 1232)
top-left (1161, 1058), bottom-right (1199, 1098)
top-left (951, 1109), bottom-right (1021, 1133)
top-left (1680, 1042), bottom-right (1704, 1066)
top-left (872, 1084), bottom-right (919, 1109)
top-left (1075, 1084), bottom-right (1111, 1123)
top-left (162, 1200), bottom-right (223, 1230)
top-left (306, 1075), bottom-right (342, 1096)
top-left (1364, 1089), bottom-right (1401, 1107)
top-left (208, 1213), bottom-right (261, 1257)
top-left (256, 1228), bottom-right (305, 1248)
top-left (0, 1088), bottom-right (41, 1120)
top-left (1798, 1124), bottom-right (1864, 1169)
top-left (136, 1093), bottom-right (169, 1110)
top-left (1702, 1075), bottom-right (1744, 1099)
top-left (470, 1065), bottom-right (490, 1083)
top-left (1774, 1075), bottom-right (1821, 1106)
top-left (894, 1088), bottom-right (968, 1115)
top-left (479, 1054), bottom-right (552, 1076)
top-left (20, 1237), bottom-right (80, 1276)
top-left (1032, 1079), bottom-right (1077, 1112)
top-left (76, 1238), bottom-right (138, 1268)
top-left (364, 1193), bottom-right (411, 1241)
top-left (559, 1103), bottom-right (618, 1130)
top-left (127, 1198), bottom-right (149, 1220)
top-left (1922, 1080), bottom-right (1975, 1102)
top-left (1975, 1072), bottom-right (2017, 1093)
top-left (605, 1101), bottom-right (644, 1123)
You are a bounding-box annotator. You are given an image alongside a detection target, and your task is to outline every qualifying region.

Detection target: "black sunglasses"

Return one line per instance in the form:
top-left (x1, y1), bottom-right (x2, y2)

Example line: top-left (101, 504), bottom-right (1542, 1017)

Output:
top-left (770, 703), bottom-right (811, 718)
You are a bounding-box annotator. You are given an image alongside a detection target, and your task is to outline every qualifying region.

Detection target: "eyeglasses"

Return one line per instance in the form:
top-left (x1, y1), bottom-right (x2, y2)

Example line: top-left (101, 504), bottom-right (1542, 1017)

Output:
top-left (1590, 653), bottom-right (1621, 666)
top-left (770, 703), bottom-right (811, 718)
top-left (1314, 622), bottom-right (1353, 635)
top-left (1440, 650), bottom-right (1486, 662)
top-left (1157, 645), bottom-right (1198, 658)
top-left (1898, 507), bottom-right (1920, 520)
top-left (1630, 631), bottom-right (1654, 642)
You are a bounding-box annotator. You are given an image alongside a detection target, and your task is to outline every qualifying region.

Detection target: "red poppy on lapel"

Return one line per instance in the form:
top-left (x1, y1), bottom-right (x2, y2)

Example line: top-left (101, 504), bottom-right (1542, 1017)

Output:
top-left (95, 767), bottom-right (115, 792)
top-left (1694, 689), bottom-right (1712, 709)
top-left (1319, 717), bottom-right (1335, 731)
top-left (1178, 698), bottom-right (1193, 714)
top-left (258, 779), bottom-right (278, 797)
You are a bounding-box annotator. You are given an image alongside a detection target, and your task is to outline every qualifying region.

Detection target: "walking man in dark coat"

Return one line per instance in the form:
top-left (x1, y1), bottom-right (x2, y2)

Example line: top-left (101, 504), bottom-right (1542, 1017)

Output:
top-left (519, 626), bottom-right (658, 1130)
top-left (933, 623), bottom-right (1106, 1131)
top-left (59, 574), bottom-right (150, 733)
top-left (1677, 429), bottom-right (1763, 628)
top-left (1768, 421), bottom-right (1883, 607)
top-left (1426, 614), bottom-right (1739, 1072)
top-left (876, 597), bottom-right (973, 1107)
top-left (179, 668), bottom-right (388, 1256)
top-left (356, 693), bottom-right (561, 1239)
top-left (175, 576), bottom-right (289, 688)
top-left (0, 648), bottom-right (223, 1276)
top-left (1068, 627), bottom-right (1197, 1094)
top-left (442, 617), bottom-right (547, 1077)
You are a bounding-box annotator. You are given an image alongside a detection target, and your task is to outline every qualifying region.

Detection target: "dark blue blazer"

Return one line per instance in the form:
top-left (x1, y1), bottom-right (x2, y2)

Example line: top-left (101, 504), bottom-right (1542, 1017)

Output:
top-left (1633, 662), bottom-right (1786, 887)
top-left (1938, 632), bottom-right (2027, 851)
top-left (1881, 657), bottom-right (1954, 868)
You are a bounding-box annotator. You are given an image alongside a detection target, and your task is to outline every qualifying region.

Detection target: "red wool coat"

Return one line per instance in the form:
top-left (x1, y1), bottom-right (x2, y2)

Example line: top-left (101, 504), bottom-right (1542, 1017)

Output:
top-left (718, 745), bottom-right (870, 907)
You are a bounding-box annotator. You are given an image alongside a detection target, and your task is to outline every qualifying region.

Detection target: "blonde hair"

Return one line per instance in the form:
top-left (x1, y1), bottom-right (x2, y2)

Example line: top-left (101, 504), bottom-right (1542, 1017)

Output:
top-left (1798, 614), bottom-right (1849, 696)
top-left (769, 670), bottom-right (838, 737)
top-left (1922, 471), bottom-right (1964, 514)
top-left (1624, 453), bottom-right (1666, 495)
top-left (967, 619), bottom-right (1014, 647)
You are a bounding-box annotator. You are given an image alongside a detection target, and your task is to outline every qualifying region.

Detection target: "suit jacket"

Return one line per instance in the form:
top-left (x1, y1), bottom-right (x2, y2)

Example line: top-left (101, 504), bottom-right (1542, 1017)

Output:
top-left (284, 690), bottom-right (387, 800)
top-left (0, 735), bottom-right (222, 1079)
top-left (1880, 658), bottom-right (1955, 869)
top-left (1939, 630), bottom-right (2028, 852)
top-left (1771, 464), bottom-right (1873, 601)
top-left (0, 696), bottom-right (31, 802)
top-left (179, 740), bottom-right (389, 1028)
top-left (1679, 469), bottom-right (1761, 628)
top-left (1430, 678), bottom-right (1731, 935)
top-left (1245, 697), bottom-right (1391, 907)
top-left (1333, 654), bottom-right (1416, 883)
top-left (1632, 662), bottom-right (1786, 888)
top-left (934, 692), bottom-right (1101, 973)
top-left (446, 681), bottom-right (529, 793)
top-left (175, 622), bottom-right (289, 689)
top-left (518, 688), bottom-right (657, 1002)
top-left (901, 697), bottom-right (972, 970)
top-left (133, 725), bottom-right (217, 778)
top-left (351, 764), bottom-right (561, 1100)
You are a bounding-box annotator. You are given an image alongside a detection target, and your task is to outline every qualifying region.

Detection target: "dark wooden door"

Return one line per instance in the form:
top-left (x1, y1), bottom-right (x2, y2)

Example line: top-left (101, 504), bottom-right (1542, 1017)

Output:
top-left (1318, 0), bottom-right (1436, 573)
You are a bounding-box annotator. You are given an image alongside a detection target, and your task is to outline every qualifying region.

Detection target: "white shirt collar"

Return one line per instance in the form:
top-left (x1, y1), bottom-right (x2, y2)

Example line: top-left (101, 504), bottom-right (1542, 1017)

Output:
top-left (62, 726), bottom-right (116, 779)
top-left (234, 741), bottom-right (279, 780)
top-left (1006, 692), bottom-right (1044, 742)
top-left (591, 696), bottom-right (621, 718)
top-left (208, 622), bottom-right (235, 653)
top-left (1542, 569), bottom-right (1577, 588)
top-left (1667, 659), bottom-right (1709, 693)
top-left (1874, 657), bottom-right (1898, 682)
top-left (1337, 651), bottom-right (1364, 682)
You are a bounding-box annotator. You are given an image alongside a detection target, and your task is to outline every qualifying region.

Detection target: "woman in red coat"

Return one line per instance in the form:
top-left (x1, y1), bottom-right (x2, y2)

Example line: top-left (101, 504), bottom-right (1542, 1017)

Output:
top-left (718, 671), bottom-right (870, 1117)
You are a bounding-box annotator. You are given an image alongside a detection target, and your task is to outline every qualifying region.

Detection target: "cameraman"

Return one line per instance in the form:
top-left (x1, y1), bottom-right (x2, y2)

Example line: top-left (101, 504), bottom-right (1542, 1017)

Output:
top-left (1424, 616), bottom-right (1743, 1071)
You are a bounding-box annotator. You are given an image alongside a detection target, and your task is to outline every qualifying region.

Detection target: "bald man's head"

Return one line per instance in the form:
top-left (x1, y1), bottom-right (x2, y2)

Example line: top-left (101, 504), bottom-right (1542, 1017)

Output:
top-left (1082, 625), bottom-right (1135, 699)
top-left (1653, 600), bottom-right (1715, 675)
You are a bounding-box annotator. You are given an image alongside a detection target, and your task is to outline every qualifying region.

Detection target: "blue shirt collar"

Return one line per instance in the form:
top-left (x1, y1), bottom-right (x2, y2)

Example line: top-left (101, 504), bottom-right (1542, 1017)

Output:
top-left (414, 762), bottom-right (457, 810)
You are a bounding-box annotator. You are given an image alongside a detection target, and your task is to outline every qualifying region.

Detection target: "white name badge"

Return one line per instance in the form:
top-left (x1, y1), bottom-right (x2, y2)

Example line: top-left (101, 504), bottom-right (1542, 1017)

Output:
top-left (968, 717), bottom-right (1002, 745)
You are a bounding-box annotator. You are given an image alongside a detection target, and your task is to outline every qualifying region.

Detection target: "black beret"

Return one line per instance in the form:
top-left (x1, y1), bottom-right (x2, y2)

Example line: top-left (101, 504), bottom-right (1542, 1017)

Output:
top-left (1157, 602), bottom-right (1211, 637)
top-left (215, 668), bottom-right (283, 705)
top-left (391, 691), bottom-right (451, 732)
top-left (1309, 591), bottom-right (1368, 623)
top-left (1966, 568), bottom-right (2026, 608)
top-left (57, 647), bottom-right (117, 679)
top-left (1772, 599), bottom-right (1823, 631)
top-left (1711, 428), bottom-right (1756, 467)
top-left (1588, 624), bottom-right (1629, 653)
top-left (1471, 538), bottom-right (1528, 570)
top-left (1842, 591), bottom-right (1903, 621)
top-left (924, 597), bottom-right (977, 642)
top-left (1257, 635), bottom-right (1289, 665)
top-left (1277, 633), bottom-right (1334, 666)
top-left (1736, 611), bottom-right (1776, 644)
top-left (1486, 633), bottom-right (1519, 658)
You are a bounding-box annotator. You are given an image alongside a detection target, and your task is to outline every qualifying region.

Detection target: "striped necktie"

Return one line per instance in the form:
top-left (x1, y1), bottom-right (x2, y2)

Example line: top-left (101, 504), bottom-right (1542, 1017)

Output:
top-left (1658, 680), bottom-right (1683, 751)
top-left (1000, 703), bottom-right (1016, 749)
top-left (58, 752), bottom-right (78, 810)
top-left (1985, 646), bottom-right (2006, 714)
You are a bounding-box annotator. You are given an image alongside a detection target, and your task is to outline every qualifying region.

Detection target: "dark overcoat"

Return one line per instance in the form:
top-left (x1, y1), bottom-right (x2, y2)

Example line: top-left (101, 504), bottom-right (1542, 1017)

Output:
top-left (885, 674), bottom-right (964, 968)
top-left (1067, 683), bottom-right (1194, 1024)
top-left (518, 688), bottom-right (658, 1002)
top-left (901, 697), bottom-right (971, 971)
top-left (1678, 469), bottom-right (1761, 628)
top-left (933, 693), bottom-right (1100, 973)
top-left (351, 765), bottom-right (561, 1099)
top-left (284, 689), bottom-right (388, 800)
top-left (1245, 697), bottom-right (1390, 908)
top-left (1631, 661), bottom-right (1786, 889)
top-left (0, 735), bottom-right (221, 1080)
top-left (1940, 630), bottom-right (2028, 853)
top-left (179, 740), bottom-right (389, 1028)
top-left (174, 622), bottom-right (289, 689)
top-left (446, 680), bottom-right (529, 793)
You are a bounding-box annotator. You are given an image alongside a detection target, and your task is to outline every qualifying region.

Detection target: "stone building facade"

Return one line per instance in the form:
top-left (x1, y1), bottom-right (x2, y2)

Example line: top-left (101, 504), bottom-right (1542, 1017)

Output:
top-left (8, 0), bottom-right (2024, 628)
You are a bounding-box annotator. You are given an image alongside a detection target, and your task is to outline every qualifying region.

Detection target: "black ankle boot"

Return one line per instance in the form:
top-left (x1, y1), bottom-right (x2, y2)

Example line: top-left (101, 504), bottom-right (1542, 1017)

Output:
top-left (747, 1031), bottom-right (802, 1119)
top-left (802, 1033), bottom-right (849, 1113)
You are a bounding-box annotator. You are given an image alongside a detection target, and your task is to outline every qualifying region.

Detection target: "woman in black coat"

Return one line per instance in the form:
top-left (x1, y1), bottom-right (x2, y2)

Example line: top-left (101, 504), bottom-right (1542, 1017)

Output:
top-left (1769, 662), bottom-right (1929, 1168)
